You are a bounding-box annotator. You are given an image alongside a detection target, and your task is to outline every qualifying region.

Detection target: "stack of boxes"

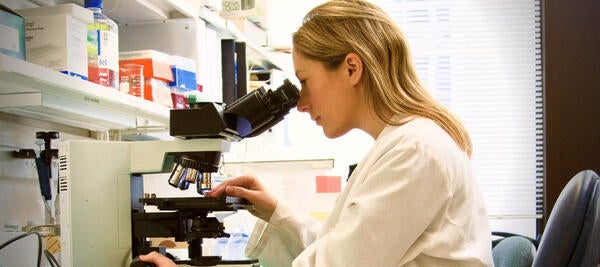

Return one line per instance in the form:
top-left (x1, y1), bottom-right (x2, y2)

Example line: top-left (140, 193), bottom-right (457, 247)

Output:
top-left (17, 4), bottom-right (93, 80)
top-left (119, 50), bottom-right (173, 107)
top-left (169, 55), bottom-right (198, 109)
top-left (120, 50), bottom-right (199, 108)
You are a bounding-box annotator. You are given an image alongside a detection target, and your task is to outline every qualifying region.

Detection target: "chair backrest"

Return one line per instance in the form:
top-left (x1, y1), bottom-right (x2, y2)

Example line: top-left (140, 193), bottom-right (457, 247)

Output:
top-left (493, 236), bottom-right (537, 267)
top-left (533, 170), bottom-right (600, 267)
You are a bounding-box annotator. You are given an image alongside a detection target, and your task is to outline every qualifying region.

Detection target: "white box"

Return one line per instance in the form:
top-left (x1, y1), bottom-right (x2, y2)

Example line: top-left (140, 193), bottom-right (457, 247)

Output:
top-left (17, 4), bottom-right (93, 80)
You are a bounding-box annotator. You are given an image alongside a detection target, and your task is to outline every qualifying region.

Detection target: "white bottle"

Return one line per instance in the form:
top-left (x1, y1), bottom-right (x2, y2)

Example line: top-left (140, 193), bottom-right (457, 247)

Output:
top-left (85, 0), bottom-right (119, 89)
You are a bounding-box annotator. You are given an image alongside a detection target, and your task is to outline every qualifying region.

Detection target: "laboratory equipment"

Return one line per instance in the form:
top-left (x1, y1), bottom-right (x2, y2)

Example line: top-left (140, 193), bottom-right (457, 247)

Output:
top-left (58, 80), bottom-right (299, 266)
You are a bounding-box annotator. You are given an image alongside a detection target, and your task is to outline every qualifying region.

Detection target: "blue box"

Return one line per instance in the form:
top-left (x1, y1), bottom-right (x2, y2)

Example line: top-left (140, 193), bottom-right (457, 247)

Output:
top-left (0, 4), bottom-right (25, 60)
top-left (169, 55), bottom-right (197, 90)
top-left (170, 67), bottom-right (197, 89)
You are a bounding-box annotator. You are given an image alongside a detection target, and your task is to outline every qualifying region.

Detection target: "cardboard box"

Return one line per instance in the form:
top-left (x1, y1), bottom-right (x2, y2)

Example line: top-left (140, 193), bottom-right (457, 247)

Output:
top-left (0, 4), bottom-right (25, 60)
top-left (17, 4), bottom-right (93, 80)
top-left (120, 50), bottom-right (174, 103)
top-left (169, 55), bottom-right (197, 90)
top-left (148, 78), bottom-right (172, 108)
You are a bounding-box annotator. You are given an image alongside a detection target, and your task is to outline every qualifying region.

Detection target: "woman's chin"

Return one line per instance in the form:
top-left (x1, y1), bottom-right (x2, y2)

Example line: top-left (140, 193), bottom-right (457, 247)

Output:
top-left (322, 127), bottom-right (348, 139)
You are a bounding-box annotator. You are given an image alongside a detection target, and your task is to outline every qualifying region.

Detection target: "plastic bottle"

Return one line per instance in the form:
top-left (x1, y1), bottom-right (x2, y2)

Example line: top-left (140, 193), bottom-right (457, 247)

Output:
top-left (85, 0), bottom-right (119, 89)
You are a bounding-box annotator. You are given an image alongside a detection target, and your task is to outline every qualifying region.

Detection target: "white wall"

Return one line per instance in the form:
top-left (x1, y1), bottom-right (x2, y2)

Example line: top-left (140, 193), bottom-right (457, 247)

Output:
top-left (0, 114), bottom-right (91, 230)
top-left (264, 0), bottom-right (326, 49)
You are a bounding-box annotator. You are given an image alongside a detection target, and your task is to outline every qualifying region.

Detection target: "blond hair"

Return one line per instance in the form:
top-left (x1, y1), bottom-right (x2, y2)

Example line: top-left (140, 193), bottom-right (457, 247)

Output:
top-left (293, 0), bottom-right (472, 157)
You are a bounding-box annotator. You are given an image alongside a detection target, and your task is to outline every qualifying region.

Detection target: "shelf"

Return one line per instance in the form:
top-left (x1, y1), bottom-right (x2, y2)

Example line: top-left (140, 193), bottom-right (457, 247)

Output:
top-left (1, 0), bottom-right (289, 132)
top-left (23, 1), bottom-right (287, 71)
top-left (0, 54), bottom-right (170, 131)
top-left (194, 5), bottom-right (287, 70)
top-left (102, 0), bottom-right (289, 70)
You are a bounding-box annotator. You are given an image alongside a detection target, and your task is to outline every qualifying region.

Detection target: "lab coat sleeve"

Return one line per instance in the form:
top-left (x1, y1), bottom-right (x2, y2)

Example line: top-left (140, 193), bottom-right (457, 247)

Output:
top-left (245, 201), bottom-right (322, 267)
top-left (293, 142), bottom-right (453, 266)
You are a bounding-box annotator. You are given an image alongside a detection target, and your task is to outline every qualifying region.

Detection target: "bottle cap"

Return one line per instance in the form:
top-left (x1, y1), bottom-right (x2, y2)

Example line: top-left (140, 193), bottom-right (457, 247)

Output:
top-left (188, 94), bottom-right (197, 104)
top-left (84, 0), bottom-right (103, 9)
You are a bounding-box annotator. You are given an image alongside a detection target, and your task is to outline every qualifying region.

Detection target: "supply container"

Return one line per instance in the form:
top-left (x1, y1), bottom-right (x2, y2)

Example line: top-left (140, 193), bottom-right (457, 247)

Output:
top-left (169, 55), bottom-right (197, 90)
top-left (170, 87), bottom-right (188, 109)
top-left (85, 0), bottom-right (119, 89)
top-left (120, 50), bottom-right (174, 107)
top-left (119, 63), bottom-right (144, 98)
top-left (17, 4), bottom-right (93, 80)
top-left (169, 55), bottom-right (198, 109)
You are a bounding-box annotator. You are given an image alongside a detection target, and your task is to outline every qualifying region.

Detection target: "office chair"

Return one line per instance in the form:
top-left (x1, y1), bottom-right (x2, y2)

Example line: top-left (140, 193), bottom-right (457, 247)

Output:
top-left (532, 169), bottom-right (600, 266)
top-left (492, 170), bottom-right (600, 267)
top-left (492, 235), bottom-right (536, 267)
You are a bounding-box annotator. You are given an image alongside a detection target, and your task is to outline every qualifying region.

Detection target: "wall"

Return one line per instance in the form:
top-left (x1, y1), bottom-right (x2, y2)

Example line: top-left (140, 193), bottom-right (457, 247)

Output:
top-left (265, 0), bottom-right (325, 49)
top-left (543, 0), bottom-right (600, 227)
top-left (0, 113), bottom-right (91, 230)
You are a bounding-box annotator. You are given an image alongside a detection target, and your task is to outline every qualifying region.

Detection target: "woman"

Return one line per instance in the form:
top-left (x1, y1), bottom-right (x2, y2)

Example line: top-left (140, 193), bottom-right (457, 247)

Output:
top-left (142, 0), bottom-right (493, 266)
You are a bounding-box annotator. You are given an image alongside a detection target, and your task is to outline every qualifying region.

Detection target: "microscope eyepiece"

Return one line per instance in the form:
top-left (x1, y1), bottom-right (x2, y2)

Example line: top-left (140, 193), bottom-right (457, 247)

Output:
top-left (224, 79), bottom-right (300, 137)
top-left (169, 79), bottom-right (300, 140)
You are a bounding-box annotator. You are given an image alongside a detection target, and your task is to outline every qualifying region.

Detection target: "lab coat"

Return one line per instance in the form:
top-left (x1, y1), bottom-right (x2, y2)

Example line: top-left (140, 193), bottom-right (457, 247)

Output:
top-left (245, 118), bottom-right (494, 266)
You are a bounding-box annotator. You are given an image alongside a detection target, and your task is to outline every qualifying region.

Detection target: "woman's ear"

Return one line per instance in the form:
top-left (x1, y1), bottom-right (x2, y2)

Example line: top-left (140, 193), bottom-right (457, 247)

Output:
top-left (344, 52), bottom-right (363, 85)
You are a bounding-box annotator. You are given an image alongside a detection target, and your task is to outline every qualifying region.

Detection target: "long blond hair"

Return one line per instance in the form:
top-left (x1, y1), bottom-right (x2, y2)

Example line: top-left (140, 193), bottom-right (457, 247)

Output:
top-left (292, 0), bottom-right (472, 157)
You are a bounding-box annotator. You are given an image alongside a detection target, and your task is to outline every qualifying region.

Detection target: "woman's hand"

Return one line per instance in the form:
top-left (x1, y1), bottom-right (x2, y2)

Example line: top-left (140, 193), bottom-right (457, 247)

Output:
top-left (138, 251), bottom-right (175, 267)
top-left (205, 175), bottom-right (278, 222)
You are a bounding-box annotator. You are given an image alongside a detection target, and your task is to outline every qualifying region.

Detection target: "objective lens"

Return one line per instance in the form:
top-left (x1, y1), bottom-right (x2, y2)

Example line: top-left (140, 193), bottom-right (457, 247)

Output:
top-left (197, 172), bottom-right (212, 195)
top-left (178, 168), bottom-right (190, 190)
top-left (168, 163), bottom-right (185, 188)
top-left (185, 168), bottom-right (198, 183)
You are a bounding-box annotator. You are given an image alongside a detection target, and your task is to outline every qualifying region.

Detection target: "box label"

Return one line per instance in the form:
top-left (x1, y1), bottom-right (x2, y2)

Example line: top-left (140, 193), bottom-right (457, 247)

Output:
top-left (24, 15), bottom-right (88, 79)
top-left (0, 24), bottom-right (19, 52)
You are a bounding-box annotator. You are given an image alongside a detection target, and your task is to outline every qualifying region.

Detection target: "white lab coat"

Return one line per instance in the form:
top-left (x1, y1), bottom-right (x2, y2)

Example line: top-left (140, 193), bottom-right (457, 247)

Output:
top-left (245, 118), bottom-right (494, 266)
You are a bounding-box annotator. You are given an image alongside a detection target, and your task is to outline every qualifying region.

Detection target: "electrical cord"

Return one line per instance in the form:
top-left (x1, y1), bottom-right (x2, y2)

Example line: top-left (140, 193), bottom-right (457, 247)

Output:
top-left (0, 231), bottom-right (42, 267)
top-left (44, 250), bottom-right (56, 267)
top-left (44, 249), bottom-right (61, 267)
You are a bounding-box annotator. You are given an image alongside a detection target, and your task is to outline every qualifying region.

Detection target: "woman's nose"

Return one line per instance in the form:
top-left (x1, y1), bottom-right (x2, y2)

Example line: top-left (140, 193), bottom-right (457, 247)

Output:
top-left (296, 90), bottom-right (309, 113)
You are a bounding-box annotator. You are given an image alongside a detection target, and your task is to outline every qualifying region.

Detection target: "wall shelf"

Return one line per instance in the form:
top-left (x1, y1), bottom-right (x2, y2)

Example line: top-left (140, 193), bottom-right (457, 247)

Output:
top-left (103, 0), bottom-right (288, 70)
top-left (1, 0), bottom-right (289, 132)
top-left (0, 54), bottom-right (170, 131)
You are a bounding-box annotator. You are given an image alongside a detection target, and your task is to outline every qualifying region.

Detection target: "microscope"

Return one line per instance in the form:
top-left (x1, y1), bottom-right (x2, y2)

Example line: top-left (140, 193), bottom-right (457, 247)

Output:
top-left (57, 80), bottom-right (299, 267)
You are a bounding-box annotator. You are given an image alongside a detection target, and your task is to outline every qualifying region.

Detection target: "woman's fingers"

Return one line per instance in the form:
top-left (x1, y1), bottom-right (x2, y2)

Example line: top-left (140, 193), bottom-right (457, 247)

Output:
top-left (205, 175), bottom-right (258, 198)
top-left (203, 175), bottom-right (277, 221)
top-left (204, 182), bottom-right (226, 197)
top-left (225, 185), bottom-right (277, 221)
top-left (138, 251), bottom-right (176, 267)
